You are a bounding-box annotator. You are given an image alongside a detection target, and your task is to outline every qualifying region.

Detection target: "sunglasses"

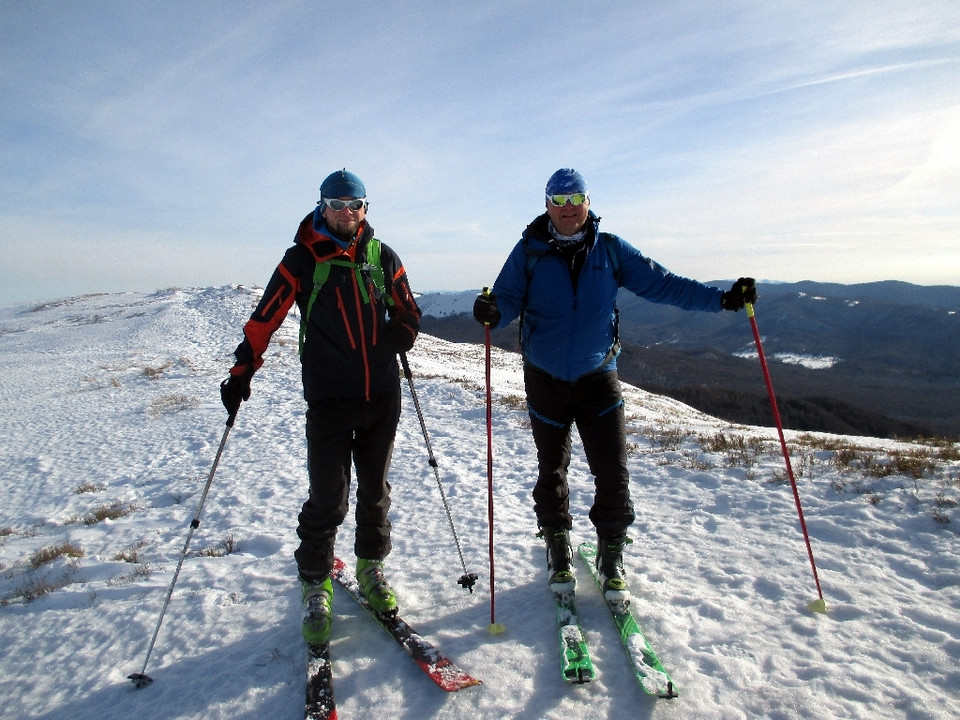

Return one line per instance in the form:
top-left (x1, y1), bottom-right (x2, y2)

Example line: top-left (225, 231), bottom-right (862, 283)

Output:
top-left (324, 198), bottom-right (367, 211)
top-left (547, 193), bottom-right (588, 207)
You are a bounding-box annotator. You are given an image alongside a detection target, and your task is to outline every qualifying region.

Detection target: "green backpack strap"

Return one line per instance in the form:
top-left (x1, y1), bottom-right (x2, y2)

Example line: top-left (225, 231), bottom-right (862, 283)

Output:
top-left (298, 238), bottom-right (394, 357)
top-left (299, 260), bottom-right (331, 357)
top-left (362, 237), bottom-right (394, 308)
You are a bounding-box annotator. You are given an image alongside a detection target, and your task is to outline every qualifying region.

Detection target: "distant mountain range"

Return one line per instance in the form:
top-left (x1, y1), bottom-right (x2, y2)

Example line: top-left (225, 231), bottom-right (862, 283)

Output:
top-left (417, 281), bottom-right (960, 440)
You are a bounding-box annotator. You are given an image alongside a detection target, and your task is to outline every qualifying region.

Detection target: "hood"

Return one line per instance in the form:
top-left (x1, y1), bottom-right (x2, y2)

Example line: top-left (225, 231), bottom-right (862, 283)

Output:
top-left (295, 211), bottom-right (375, 262)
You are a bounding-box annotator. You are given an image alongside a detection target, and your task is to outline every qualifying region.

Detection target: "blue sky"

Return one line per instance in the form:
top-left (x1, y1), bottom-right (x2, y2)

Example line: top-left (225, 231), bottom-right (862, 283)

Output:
top-left (2, 1), bottom-right (959, 305)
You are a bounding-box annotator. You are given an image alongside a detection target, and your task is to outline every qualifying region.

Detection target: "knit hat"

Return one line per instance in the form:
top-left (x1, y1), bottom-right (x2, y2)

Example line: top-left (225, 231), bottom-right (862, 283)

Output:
top-left (319, 169), bottom-right (366, 200)
top-left (545, 168), bottom-right (587, 196)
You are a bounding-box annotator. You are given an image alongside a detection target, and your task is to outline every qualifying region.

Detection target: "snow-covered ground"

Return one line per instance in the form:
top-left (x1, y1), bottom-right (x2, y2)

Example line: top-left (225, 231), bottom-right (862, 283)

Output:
top-left (0, 286), bottom-right (958, 720)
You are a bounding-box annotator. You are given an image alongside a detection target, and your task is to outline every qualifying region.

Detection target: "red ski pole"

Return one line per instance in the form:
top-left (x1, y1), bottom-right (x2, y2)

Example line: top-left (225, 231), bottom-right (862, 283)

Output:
top-left (746, 301), bottom-right (827, 614)
top-left (484, 289), bottom-right (506, 634)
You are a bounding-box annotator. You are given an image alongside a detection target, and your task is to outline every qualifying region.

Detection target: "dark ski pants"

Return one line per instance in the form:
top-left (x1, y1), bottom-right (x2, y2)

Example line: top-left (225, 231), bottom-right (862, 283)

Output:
top-left (294, 385), bottom-right (401, 580)
top-left (524, 363), bottom-right (635, 539)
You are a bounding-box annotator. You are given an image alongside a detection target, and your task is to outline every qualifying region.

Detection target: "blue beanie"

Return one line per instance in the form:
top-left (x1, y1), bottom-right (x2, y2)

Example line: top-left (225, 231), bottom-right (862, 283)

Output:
top-left (320, 169), bottom-right (366, 200)
top-left (545, 168), bottom-right (587, 196)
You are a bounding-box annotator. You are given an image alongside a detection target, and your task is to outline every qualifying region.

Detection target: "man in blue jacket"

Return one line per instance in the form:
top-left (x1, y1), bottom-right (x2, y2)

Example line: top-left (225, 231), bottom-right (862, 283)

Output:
top-left (473, 168), bottom-right (755, 595)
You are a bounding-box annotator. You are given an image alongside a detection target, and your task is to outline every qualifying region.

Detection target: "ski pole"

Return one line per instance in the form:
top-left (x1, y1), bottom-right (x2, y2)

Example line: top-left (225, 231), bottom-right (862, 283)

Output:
top-left (128, 407), bottom-right (238, 688)
top-left (483, 289), bottom-right (506, 635)
top-left (745, 301), bottom-right (827, 614)
top-left (399, 352), bottom-right (478, 593)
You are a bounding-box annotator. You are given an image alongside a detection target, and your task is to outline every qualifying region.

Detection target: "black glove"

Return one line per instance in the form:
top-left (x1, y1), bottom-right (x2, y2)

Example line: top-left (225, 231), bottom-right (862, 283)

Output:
top-left (220, 367), bottom-right (252, 419)
top-left (721, 277), bottom-right (757, 311)
top-left (384, 314), bottom-right (416, 353)
top-left (473, 292), bottom-right (501, 326)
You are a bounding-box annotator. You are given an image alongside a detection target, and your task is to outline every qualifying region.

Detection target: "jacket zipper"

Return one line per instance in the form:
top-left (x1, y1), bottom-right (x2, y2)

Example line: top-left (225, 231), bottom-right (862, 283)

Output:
top-left (335, 286), bottom-right (357, 349)
top-left (351, 275), bottom-right (372, 400)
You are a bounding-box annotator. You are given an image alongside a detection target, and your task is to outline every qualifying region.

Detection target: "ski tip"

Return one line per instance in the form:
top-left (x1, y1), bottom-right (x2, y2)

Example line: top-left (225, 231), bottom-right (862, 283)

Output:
top-left (127, 672), bottom-right (153, 689)
top-left (807, 598), bottom-right (828, 615)
top-left (487, 622), bottom-right (507, 636)
top-left (450, 676), bottom-right (485, 691)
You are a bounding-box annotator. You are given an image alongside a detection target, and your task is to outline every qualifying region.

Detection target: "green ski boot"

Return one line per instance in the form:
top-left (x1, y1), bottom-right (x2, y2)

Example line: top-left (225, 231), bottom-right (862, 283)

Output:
top-left (356, 558), bottom-right (397, 615)
top-left (301, 576), bottom-right (333, 646)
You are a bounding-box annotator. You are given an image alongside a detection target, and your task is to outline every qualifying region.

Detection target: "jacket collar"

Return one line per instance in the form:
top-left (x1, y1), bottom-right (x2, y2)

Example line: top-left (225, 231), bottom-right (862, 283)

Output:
top-left (296, 212), bottom-right (374, 262)
top-left (524, 211), bottom-right (600, 249)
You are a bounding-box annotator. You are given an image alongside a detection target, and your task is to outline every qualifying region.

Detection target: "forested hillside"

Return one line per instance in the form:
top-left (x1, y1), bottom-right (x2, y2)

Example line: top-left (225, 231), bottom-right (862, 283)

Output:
top-left (419, 281), bottom-right (960, 439)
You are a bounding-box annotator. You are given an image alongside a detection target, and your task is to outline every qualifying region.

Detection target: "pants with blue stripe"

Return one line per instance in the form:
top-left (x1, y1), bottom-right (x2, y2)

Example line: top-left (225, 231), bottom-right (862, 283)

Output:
top-left (524, 363), bottom-right (635, 538)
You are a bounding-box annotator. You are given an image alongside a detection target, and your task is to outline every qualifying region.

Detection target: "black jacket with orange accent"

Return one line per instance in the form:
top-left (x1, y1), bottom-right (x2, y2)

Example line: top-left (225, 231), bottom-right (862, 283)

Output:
top-left (232, 212), bottom-right (421, 402)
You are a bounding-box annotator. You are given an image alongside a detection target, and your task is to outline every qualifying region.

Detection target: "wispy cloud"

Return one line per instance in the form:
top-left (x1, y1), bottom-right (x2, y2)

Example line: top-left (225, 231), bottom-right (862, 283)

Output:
top-left (2, 1), bottom-right (959, 303)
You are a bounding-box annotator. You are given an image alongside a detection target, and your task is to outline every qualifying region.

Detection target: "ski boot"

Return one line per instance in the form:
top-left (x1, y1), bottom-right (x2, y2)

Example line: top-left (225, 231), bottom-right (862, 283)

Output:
top-left (301, 575), bottom-right (334, 646)
top-left (356, 558), bottom-right (398, 615)
top-left (596, 533), bottom-right (629, 595)
top-left (540, 527), bottom-right (575, 589)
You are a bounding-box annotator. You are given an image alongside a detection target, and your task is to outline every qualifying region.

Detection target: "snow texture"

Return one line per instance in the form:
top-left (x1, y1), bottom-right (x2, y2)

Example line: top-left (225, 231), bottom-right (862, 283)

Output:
top-left (1, 286), bottom-right (958, 719)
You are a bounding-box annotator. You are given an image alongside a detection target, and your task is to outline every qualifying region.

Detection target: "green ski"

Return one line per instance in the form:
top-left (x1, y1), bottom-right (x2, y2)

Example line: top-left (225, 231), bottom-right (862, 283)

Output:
top-left (551, 580), bottom-right (595, 683)
top-left (578, 542), bottom-right (678, 698)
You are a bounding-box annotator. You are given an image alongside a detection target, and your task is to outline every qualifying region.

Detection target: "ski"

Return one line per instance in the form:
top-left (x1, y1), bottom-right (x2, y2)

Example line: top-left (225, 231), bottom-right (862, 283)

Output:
top-left (305, 642), bottom-right (337, 720)
top-left (331, 557), bottom-right (482, 692)
top-left (578, 542), bottom-right (679, 699)
top-left (551, 579), bottom-right (595, 683)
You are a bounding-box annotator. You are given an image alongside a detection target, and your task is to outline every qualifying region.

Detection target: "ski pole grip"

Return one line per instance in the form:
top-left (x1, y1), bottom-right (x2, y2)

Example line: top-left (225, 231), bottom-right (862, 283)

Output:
top-left (226, 400), bottom-right (239, 427)
top-left (481, 286), bottom-right (494, 327)
top-left (220, 377), bottom-right (240, 427)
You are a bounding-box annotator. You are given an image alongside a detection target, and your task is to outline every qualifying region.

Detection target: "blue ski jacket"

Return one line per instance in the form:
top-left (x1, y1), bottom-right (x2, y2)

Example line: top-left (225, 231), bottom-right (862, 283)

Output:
top-left (490, 212), bottom-right (724, 382)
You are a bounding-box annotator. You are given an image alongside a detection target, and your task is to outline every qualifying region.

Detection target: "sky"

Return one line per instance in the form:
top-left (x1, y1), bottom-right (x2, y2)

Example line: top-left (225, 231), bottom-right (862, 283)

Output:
top-left (2, 1), bottom-right (959, 305)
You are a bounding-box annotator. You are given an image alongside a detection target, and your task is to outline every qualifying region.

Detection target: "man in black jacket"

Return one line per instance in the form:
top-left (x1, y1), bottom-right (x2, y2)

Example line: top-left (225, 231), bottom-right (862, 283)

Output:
top-left (221, 169), bottom-right (421, 646)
